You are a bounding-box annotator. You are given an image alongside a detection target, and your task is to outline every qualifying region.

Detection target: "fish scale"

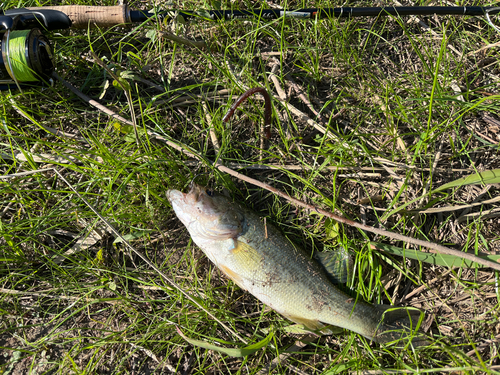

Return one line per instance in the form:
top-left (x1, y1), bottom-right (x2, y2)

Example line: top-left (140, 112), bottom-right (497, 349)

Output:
top-left (167, 184), bottom-right (425, 345)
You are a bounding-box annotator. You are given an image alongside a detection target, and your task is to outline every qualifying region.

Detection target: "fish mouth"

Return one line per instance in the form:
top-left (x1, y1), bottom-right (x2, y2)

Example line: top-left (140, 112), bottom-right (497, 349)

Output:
top-left (166, 183), bottom-right (208, 205)
top-left (167, 183), bottom-right (244, 240)
top-left (166, 188), bottom-right (185, 203)
top-left (167, 183), bottom-right (221, 218)
top-left (185, 183), bottom-right (207, 202)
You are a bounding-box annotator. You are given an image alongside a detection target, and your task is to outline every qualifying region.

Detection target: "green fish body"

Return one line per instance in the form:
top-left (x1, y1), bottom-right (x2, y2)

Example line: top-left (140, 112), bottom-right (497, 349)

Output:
top-left (167, 184), bottom-right (423, 344)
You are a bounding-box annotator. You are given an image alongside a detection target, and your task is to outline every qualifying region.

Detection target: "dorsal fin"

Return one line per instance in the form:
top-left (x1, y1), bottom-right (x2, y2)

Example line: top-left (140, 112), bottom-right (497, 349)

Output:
top-left (314, 246), bottom-right (351, 284)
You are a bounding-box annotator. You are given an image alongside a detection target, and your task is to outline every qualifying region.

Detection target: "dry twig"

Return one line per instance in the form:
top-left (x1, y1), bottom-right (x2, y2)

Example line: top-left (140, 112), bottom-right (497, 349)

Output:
top-left (52, 73), bottom-right (500, 272)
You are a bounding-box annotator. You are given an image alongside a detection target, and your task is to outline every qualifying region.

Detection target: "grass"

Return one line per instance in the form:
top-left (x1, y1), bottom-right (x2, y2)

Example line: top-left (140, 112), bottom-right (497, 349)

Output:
top-left (1, 0), bottom-right (500, 373)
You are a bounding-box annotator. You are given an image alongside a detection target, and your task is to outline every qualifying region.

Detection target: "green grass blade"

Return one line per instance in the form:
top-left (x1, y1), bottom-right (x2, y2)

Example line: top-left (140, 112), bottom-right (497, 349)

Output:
top-left (176, 326), bottom-right (274, 357)
top-left (372, 242), bottom-right (500, 268)
top-left (432, 169), bottom-right (500, 193)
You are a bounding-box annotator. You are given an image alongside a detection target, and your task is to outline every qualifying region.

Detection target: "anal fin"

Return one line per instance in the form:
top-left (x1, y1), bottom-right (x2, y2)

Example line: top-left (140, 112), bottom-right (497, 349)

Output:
top-left (282, 313), bottom-right (325, 331)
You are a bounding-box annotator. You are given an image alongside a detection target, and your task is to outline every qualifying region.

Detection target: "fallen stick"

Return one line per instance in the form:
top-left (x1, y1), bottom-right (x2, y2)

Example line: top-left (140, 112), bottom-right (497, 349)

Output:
top-left (53, 72), bottom-right (500, 272)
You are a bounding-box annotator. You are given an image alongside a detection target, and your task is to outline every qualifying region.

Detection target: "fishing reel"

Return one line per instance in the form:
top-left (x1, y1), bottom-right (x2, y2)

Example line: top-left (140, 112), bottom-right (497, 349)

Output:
top-left (0, 9), bottom-right (70, 90)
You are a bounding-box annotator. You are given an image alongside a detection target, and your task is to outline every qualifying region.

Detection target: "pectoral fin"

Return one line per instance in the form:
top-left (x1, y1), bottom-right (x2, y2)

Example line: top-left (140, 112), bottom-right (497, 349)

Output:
top-left (218, 241), bottom-right (262, 289)
top-left (314, 246), bottom-right (351, 284)
top-left (230, 240), bottom-right (263, 271)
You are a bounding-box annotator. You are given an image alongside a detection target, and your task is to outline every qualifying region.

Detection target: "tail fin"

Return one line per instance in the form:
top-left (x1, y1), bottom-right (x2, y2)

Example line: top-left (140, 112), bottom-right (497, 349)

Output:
top-left (373, 305), bottom-right (428, 347)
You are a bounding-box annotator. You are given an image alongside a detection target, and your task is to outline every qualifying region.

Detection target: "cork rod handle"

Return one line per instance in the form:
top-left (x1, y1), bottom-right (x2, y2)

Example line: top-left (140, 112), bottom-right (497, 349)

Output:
top-left (26, 5), bottom-right (130, 28)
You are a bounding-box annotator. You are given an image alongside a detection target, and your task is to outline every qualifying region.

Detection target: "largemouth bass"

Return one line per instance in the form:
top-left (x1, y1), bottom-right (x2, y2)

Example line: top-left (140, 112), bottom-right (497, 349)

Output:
top-left (167, 184), bottom-right (423, 345)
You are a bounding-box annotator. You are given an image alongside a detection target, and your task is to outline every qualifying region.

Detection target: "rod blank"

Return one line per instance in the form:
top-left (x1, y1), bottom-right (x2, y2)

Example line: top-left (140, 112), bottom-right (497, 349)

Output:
top-left (20, 5), bottom-right (500, 28)
top-left (132, 6), bottom-right (499, 22)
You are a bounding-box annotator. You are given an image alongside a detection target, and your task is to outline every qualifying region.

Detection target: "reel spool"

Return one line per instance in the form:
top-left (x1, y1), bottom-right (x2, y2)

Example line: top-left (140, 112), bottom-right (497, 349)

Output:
top-left (0, 28), bottom-right (54, 90)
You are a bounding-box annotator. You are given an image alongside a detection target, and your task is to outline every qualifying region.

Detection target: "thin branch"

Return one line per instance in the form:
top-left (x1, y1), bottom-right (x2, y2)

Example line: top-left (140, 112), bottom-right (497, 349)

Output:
top-left (51, 75), bottom-right (500, 272)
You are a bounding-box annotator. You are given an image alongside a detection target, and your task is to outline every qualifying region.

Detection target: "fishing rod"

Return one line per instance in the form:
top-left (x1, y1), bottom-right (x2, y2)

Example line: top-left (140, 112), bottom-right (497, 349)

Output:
top-left (5, 4), bottom-right (499, 28)
top-left (0, 4), bottom-right (498, 89)
top-left (134, 6), bottom-right (500, 23)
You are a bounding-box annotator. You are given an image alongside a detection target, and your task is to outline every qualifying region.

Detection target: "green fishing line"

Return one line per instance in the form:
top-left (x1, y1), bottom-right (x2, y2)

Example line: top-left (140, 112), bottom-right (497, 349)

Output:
top-left (7, 30), bottom-right (37, 82)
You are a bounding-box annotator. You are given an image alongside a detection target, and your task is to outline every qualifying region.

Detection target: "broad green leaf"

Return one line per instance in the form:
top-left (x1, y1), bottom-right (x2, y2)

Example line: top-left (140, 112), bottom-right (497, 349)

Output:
top-left (113, 122), bottom-right (134, 134)
top-left (94, 248), bottom-right (104, 265)
top-left (145, 29), bottom-right (156, 41)
top-left (432, 169), bottom-right (500, 193)
top-left (108, 281), bottom-right (117, 291)
top-left (176, 326), bottom-right (274, 357)
top-left (372, 242), bottom-right (500, 268)
top-left (113, 229), bottom-right (153, 244)
top-left (176, 14), bottom-right (187, 25)
top-left (120, 70), bottom-right (135, 80)
top-left (112, 78), bottom-right (131, 92)
top-left (112, 122), bottom-right (145, 143)
top-left (195, 10), bottom-right (212, 20)
top-left (324, 360), bottom-right (358, 375)
top-left (126, 52), bottom-right (141, 60)
top-left (324, 218), bottom-right (339, 240)
top-left (99, 79), bottom-right (110, 99)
